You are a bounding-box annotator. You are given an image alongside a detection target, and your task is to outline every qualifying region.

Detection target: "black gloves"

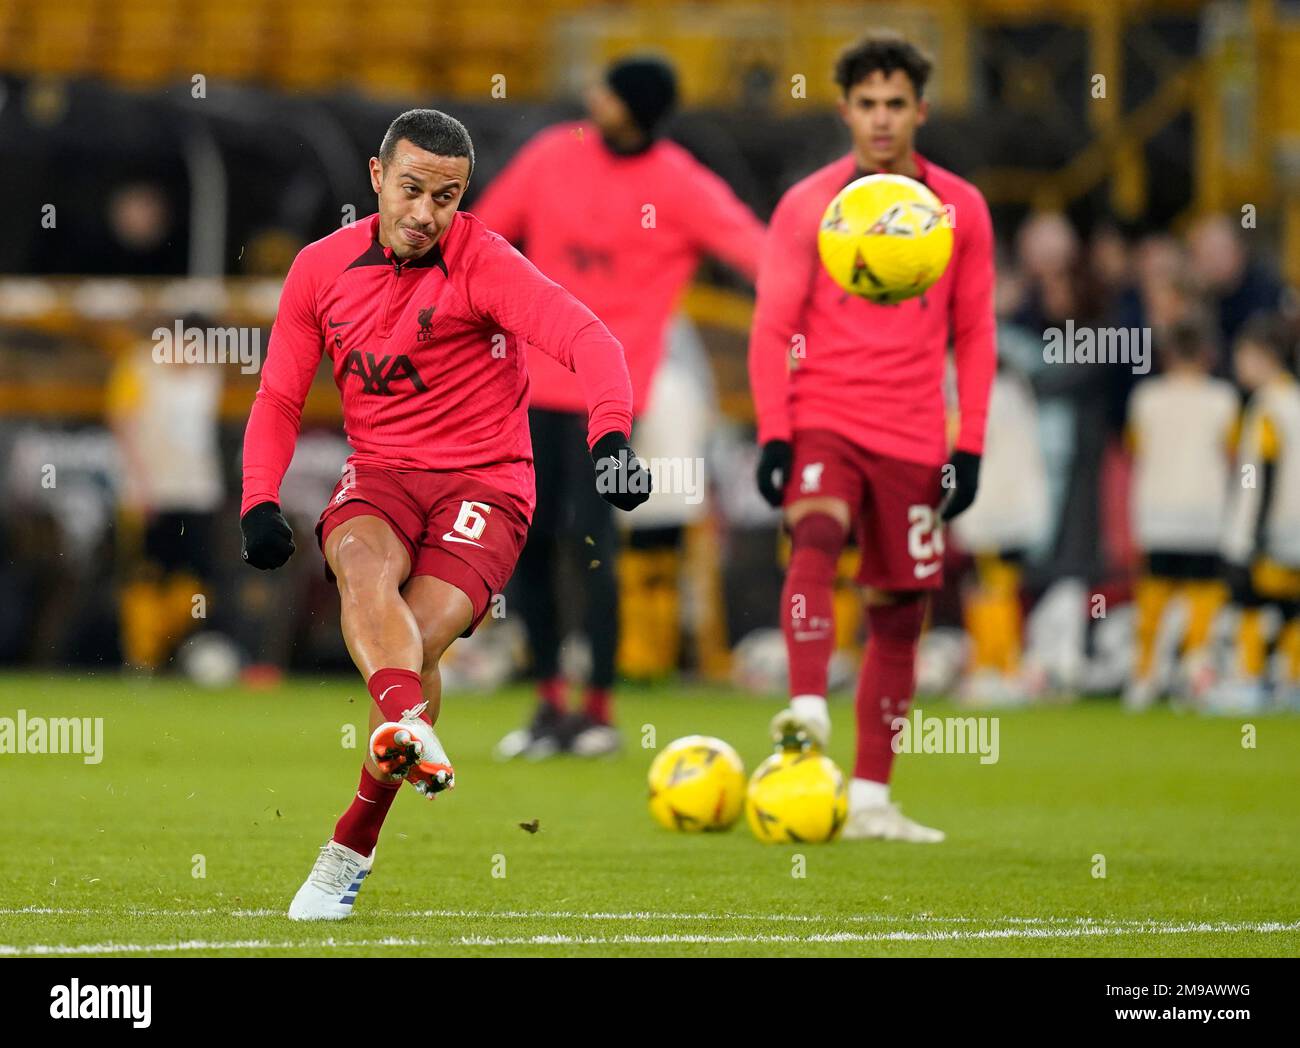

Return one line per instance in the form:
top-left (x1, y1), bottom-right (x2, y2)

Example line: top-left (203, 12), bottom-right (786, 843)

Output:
top-left (939, 450), bottom-right (981, 522)
top-left (591, 431), bottom-right (652, 511)
top-left (755, 440), bottom-right (792, 508)
top-left (241, 501), bottom-right (296, 570)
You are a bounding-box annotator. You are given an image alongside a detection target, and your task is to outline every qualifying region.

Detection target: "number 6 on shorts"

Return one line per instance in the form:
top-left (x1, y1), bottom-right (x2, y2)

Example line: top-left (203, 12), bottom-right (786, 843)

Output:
top-left (452, 500), bottom-right (492, 542)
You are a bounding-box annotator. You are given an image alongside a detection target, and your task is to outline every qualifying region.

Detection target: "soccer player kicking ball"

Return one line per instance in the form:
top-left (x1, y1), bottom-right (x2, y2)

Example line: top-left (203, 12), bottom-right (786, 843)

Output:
top-left (749, 35), bottom-right (996, 842)
top-left (239, 110), bottom-right (649, 919)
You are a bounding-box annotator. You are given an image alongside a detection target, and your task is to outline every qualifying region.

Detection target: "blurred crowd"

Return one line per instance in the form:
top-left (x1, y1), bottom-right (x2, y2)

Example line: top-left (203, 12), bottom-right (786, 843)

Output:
top-left (934, 208), bottom-right (1297, 713)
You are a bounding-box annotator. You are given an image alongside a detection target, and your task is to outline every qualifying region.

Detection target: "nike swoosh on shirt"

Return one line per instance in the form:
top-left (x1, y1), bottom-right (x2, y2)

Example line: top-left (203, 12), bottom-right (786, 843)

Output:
top-left (328, 318), bottom-right (354, 328)
top-left (913, 561), bottom-right (942, 579)
top-left (442, 532), bottom-right (484, 548)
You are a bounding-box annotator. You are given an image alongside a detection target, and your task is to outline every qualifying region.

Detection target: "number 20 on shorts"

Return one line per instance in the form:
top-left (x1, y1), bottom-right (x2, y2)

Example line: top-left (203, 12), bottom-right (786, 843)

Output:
top-left (907, 503), bottom-right (944, 563)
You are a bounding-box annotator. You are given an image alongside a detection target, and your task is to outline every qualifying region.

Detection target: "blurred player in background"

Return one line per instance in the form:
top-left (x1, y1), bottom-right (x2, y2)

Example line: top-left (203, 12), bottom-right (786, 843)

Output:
top-left (1216, 315), bottom-right (1300, 713)
top-left (618, 315), bottom-right (719, 680)
top-left (1124, 312), bottom-right (1237, 711)
top-left (238, 109), bottom-right (648, 919)
top-left (474, 56), bottom-right (763, 758)
top-left (108, 316), bottom-right (224, 670)
top-left (950, 356), bottom-right (1049, 707)
top-left (749, 33), bottom-right (995, 842)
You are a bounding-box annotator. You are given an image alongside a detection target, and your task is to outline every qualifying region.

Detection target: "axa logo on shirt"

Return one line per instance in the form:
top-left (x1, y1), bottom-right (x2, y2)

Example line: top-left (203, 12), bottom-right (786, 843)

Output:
top-left (343, 351), bottom-right (429, 396)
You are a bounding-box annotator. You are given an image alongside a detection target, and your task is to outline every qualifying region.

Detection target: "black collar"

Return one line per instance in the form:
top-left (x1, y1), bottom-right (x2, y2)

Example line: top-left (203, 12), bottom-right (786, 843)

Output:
top-left (347, 216), bottom-right (450, 276)
top-left (399, 241), bottom-right (449, 273)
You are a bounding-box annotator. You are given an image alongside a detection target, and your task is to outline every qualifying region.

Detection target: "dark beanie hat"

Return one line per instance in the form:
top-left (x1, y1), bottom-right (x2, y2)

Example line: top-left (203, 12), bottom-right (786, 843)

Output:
top-left (605, 57), bottom-right (679, 136)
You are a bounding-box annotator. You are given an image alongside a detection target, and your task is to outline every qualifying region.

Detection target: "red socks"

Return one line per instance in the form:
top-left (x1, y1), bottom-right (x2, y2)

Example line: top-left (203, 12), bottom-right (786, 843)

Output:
top-left (854, 598), bottom-right (927, 783)
top-left (368, 667), bottom-right (424, 722)
top-left (782, 514), bottom-right (845, 697)
top-left (332, 766), bottom-right (400, 858)
top-left (584, 686), bottom-right (612, 725)
top-left (539, 676), bottom-right (567, 714)
top-left (539, 677), bottom-right (609, 724)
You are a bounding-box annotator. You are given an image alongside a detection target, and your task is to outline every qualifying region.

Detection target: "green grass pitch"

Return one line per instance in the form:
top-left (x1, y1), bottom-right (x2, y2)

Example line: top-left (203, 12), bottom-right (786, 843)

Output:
top-left (0, 673), bottom-right (1297, 957)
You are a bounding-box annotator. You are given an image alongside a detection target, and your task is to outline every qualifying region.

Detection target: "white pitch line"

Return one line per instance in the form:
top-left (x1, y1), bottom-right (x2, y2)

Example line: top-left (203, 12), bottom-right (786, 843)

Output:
top-left (3, 920), bottom-right (1296, 956)
top-left (364, 909), bottom-right (1130, 925)
top-left (0, 937), bottom-right (424, 957)
top-left (8, 906), bottom-right (1291, 929)
top-left (455, 920), bottom-right (1300, 947)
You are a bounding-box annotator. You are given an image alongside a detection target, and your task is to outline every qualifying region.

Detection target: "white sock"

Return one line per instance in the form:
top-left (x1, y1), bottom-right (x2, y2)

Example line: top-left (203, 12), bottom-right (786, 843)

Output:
top-left (790, 694), bottom-right (828, 721)
top-left (850, 778), bottom-right (890, 809)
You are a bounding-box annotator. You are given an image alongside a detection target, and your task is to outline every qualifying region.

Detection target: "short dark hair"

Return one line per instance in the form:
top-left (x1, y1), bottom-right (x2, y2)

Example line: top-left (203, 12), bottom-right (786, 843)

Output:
top-left (834, 32), bottom-right (933, 98)
top-left (1236, 313), bottom-right (1293, 366)
top-left (379, 109), bottom-right (475, 176)
top-left (1161, 307), bottom-right (1218, 364)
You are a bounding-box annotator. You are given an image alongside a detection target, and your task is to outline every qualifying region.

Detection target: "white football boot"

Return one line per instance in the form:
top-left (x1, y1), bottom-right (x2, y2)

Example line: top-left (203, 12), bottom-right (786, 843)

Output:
top-left (962, 670), bottom-right (1031, 709)
top-left (1202, 677), bottom-right (1269, 716)
top-left (769, 695), bottom-right (831, 750)
top-left (1122, 675), bottom-right (1160, 713)
top-left (841, 802), bottom-right (946, 843)
top-left (370, 701), bottom-right (455, 798)
top-left (288, 840), bottom-right (374, 921)
top-left (565, 718), bottom-right (621, 757)
top-left (495, 703), bottom-right (566, 761)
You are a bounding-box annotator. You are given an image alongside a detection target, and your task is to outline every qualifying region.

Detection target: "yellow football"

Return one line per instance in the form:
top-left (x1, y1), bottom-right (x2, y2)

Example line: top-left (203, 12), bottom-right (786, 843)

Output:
top-left (647, 735), bottom-right (746, 832)
top-left (817, 173), bottom-right (953, 304)
top-left (745, 748), bottom-right (849, 844)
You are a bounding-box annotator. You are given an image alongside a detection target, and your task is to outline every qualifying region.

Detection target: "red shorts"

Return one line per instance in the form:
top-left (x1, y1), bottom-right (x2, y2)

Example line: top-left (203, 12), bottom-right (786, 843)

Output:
top-left (316, 464), bottom-right (530, 636)
top-left (786, 429), bottom-right (946, 590)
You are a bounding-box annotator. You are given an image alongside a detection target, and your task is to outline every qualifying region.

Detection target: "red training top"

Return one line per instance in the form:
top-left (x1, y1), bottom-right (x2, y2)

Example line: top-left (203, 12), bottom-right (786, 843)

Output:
top-left (472, 121), bottom-right (764, 416)
top-left (748, 152), bottom-right (996, 466)
top-left (240, 211), bottom-right (633, 518)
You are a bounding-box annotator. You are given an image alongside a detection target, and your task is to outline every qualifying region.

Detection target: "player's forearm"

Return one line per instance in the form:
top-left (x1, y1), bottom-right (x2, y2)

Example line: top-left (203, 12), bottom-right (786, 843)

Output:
top-left (949, 253), bottom-right (997, 452)
top-left (747, 323), bottom-right (794, 443)
top-left (510, 271), bottom-right (633, 438)
top-left (242, 252), bottom-right (324, 516)
top-left (240, 388), bottom-right (304, 516)
top-left (569, 322), bottom-right (634, 444)
top-left (950, 199), bottom-right (998, 454)
top-left (748, 206), bottom-right (811, 443)
top-left (705, 200), bottom-right (765, 283)
top-left (952, 337), bottom-right (996, 454)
